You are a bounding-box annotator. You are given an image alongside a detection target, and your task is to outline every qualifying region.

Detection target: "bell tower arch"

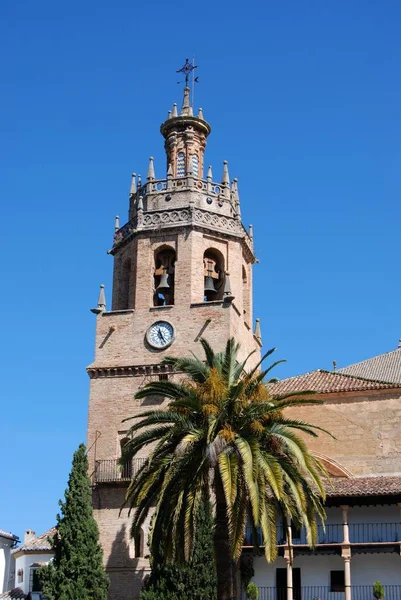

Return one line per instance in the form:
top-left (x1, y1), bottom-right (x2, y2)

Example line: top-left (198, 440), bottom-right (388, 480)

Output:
top-left (87, 81), bottom-right (261, 600)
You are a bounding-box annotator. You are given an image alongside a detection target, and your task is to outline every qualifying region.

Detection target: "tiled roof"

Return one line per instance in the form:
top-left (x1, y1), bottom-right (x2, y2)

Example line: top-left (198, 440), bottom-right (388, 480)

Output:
top-left (0, 530), bottom-right (18, 541)
top-left (0, 589), bottom-right (26, 599)
top-left (269, 369), bottom-right (400, 396)
top-left (339, 347), bottom-right (401, 384)
top-left (325, 476), bottom-right (401, 498)
top-left (13, 527), bottom-right (56, 553)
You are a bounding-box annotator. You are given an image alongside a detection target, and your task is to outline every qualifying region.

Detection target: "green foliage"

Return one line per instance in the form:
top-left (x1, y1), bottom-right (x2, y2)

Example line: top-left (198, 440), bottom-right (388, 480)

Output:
top-left (373, 582), bottom-right (385, 599)
top-left (140, 501), bottom-right (217, 600)
top-left (123, 338), bottom-right (328, 596)
top-left (246, 582), bottom-right (259, 600)
top-left (240, 556), bottom-right (254, 588)
top-left (38, 444), bottom-right (109, 600)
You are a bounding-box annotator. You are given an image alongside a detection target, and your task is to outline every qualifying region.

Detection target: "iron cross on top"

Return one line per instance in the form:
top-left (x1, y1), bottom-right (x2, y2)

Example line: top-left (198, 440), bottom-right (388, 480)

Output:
top-left (176, 58), bottom-right (198, 86)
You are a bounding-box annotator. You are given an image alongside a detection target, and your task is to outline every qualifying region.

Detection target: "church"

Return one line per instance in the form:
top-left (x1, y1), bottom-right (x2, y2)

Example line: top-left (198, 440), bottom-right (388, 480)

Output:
top-left (86, 78), bottom-right (401, 600)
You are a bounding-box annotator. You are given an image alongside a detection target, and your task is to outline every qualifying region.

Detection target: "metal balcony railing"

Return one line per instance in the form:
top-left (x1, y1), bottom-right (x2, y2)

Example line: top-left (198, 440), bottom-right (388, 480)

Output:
top-left (243, 522), bottom-right (401, 547)
top-left (93, 458), bottom-right (147, 483)
top-left (241, 586), bottom-right (401, 600)
top-left (349, 522), bottom-right (401, 543)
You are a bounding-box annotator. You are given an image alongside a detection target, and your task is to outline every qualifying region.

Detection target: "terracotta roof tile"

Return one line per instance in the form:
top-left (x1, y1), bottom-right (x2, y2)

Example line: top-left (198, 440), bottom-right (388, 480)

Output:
top-left (13, 527), bottom-right (56, 553)
top-left (325, 476), bottom-right (401, 498)
top-left (269, 369), bottom-right (400, 396)
top-left (339, 347), bottom-right (401, 384)
top-left (0, 589), bottom-right (26, 599)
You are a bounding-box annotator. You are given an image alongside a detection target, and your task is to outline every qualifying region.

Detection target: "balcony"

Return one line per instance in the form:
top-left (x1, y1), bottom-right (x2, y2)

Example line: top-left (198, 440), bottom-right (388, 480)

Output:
top-left (349, 523), bottom-right (401, 544)
top-left (243, 522), bottom-right (401, 547)
top-left (93, 458), bottom-right (147, 483)
top-left (241, 586), bottom-right (401, 600)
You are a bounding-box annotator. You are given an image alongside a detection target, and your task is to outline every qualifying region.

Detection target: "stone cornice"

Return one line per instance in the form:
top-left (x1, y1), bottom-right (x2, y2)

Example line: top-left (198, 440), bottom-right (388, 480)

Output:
top-left (109, 207), bottom-right (255, 261)
top-left (87, 362), bottom-right (176, 379)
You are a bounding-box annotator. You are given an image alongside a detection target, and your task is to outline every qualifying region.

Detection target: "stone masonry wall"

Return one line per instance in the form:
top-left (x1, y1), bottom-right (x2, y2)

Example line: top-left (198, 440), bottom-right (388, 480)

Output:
top-left (285, 390), bottom-right (401, 476)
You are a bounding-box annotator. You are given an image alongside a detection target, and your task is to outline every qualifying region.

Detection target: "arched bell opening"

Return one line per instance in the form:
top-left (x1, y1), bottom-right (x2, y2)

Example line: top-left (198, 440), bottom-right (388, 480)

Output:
top-left (153, 247), bottom-right (176, 307)
top-left (120, 437), bottom-right (132, 479)
top-left (120, 258), bottom-right (131, 309)
top-left (203, 249), bottom-right (224, 302)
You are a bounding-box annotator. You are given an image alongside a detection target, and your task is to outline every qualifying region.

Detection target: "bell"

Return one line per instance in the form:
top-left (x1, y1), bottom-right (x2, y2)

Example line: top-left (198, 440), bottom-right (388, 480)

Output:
top-left (204, 276), bottom-right (217, 295)
top-left (156, 273), bottom-right (170, 293)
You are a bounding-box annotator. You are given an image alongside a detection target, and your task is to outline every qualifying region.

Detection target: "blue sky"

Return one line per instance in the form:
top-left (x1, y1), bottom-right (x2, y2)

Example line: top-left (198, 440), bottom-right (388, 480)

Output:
top-left (1, 0), bottom-right (400, 540)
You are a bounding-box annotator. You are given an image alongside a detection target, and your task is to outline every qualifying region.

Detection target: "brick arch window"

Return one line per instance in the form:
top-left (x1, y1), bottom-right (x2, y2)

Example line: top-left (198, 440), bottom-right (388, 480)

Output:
top-left (120, 437), bottom-right (132, 479)
top-left (177, 152), bottom-right (185, 178)
top-left (242, 264), bottom-right (250, 323)
top-left (191, 154), bottom-right (199, 177)
top-left (120, 258), bottom-right (131, 309)
top-left (134, 528), bottom-right (145, 558)
top-left (154, 246), bottom-right (176, 307)
top-left (203, 249), bottom-right (224, 302)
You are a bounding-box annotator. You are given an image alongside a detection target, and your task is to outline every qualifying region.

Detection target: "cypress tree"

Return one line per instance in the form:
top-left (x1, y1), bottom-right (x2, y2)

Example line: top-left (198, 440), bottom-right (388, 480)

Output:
top-left (140, 500), bottom-right (217, 600)
top-left (39, 444), bottom-right (109, 600)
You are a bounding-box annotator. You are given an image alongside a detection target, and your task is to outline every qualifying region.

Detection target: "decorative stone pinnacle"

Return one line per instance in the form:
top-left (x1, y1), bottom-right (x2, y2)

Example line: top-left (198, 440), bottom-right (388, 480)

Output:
top-left (221, 160), bottom-right (230, 186)
top-left (114, 215), bottom-right (120, 232)
top-left (231, 178), bottom-right (240, 217)
top-left (147, 156), bottom-right (155, 181)
top-left (223, 272), bottom-right (235, 304)
top-left (90, 284), bottom-right (106, 314)
top-left (137, 195), bottom-right (144, 211)
top-left (207, 165), bottom-right (213, 180)
top-left (254, 318), bottom-right (262, 344)
top-left (172, 103), bottom-right (178, 117)
top-left (130, 173), bottom-right (137, 196)
top-left (137, 174), bottom-right (142, 189)
top-left (167, 163), bottom-right (173, 178)
top-left (168, 110), bottom-right (172, 119)
top-left (249, 224), bottom-right (253, 240)
top-left (198, 107), bottom-right (204, 120)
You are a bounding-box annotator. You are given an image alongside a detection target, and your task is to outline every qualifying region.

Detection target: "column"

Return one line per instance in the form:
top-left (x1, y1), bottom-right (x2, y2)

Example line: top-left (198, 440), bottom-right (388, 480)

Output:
top-left (341, 506), bottom-right (351, 600)
top-left (341, 505), bottom-right (350, 544)
top-left (285, 516), bottom-right (293, 600)
top-left (343, 553), bottom-right (351, 600)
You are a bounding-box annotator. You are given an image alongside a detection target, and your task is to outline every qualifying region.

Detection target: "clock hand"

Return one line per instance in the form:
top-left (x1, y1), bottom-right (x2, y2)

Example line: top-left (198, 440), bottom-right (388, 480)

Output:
top-left (158, 328), bottom-right (166, 343)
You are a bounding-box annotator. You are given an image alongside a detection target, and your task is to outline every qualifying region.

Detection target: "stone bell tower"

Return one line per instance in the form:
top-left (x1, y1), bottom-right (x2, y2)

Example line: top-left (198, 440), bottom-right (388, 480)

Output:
top-left (87, 84), bottom-right (261, 600)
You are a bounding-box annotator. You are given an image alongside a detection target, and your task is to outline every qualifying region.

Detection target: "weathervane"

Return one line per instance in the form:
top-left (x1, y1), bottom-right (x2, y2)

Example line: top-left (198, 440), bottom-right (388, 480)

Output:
top-left (176, 58), bottom-right (199, 86)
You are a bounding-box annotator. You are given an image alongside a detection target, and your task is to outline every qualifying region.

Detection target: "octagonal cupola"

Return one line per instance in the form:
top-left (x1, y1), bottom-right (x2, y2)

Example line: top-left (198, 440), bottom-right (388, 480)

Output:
top-left (160, 86), bottom-right (211, 179)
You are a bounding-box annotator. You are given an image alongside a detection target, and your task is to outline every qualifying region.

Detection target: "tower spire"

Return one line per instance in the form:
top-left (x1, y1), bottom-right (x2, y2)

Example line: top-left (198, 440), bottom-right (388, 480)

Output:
top-left (160, 61), bottom-right (211, 179)
top-left (181, 87), bottom-right (193, 117)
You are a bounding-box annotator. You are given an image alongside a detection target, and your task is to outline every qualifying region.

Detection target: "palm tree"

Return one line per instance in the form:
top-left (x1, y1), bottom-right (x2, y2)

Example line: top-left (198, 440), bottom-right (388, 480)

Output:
top-left (122, 339), bottom-right (328, 600)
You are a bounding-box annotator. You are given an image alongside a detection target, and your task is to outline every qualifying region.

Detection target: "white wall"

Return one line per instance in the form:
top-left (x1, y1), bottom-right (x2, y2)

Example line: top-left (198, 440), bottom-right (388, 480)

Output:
top-left (351, 554), bottom-right (401, 586)
top-left (0, 537), bottom-right (16, 593)
top-left (253, 552), bottom-right (401, 590)
top-left (14, 552), bottom-right (53, 595)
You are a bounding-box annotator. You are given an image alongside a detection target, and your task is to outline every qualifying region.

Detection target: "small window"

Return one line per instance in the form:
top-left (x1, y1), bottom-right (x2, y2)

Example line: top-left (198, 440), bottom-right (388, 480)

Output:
top-left (177, 152), bottom-right (185, 178)
top-left (330, 571), bottom-right (345, 593)
top-left (158, 374), bottom-right (168, 381)
top-left (135, 529), bottom-right (144, 558)
top-left (191, 154), bottom-right (199, 177)
top-left (17, 569), bottom-right (23, 584)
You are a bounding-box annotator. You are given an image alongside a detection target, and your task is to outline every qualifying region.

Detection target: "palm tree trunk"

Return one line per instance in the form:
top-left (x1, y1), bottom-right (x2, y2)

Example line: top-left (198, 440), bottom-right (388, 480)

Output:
top-left (214, 472), bottom-right (235, 600)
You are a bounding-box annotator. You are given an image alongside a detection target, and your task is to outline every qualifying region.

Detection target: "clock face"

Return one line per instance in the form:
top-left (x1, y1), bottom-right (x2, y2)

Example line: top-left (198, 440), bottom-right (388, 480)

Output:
top-left (146, 321), bottom-right (175, 350)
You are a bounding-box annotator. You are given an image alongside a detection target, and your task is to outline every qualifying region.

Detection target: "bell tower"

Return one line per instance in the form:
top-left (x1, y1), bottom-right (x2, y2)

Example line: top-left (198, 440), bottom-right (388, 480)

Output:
top-left (87, 81), bottom-right (261, 600)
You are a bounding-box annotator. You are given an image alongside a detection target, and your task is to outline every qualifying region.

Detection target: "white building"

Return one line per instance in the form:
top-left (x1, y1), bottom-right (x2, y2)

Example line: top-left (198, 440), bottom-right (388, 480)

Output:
top-left (4, 529), bottom-right (55, 599)
top-left (0, 530), bottom-right (19, 594)
top-left (242, 350), bottom-right (401, 600)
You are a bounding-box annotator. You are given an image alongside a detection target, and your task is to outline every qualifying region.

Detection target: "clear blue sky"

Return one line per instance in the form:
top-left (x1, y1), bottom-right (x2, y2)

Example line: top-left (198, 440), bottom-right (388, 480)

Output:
top-left (1, 0), bottom-right (400, 540)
